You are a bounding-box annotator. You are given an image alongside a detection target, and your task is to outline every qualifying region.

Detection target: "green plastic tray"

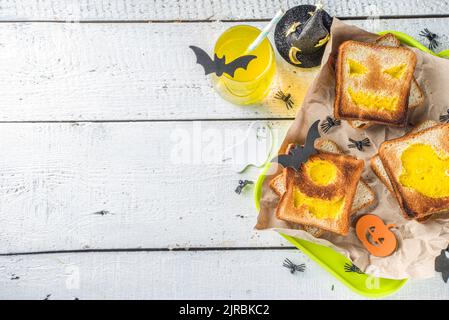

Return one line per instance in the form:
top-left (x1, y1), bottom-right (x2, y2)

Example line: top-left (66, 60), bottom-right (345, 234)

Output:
top-left (254, 163), bottom-right (407, 298)
top-left (253, 31), bottom-right (447, 298)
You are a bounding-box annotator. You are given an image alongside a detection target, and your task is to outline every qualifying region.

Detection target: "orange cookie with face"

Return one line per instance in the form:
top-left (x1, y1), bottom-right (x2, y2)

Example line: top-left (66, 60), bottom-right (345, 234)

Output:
top-left (356, 214), bottom-right (397, 257)
top-left (335, 40), bottom-right (417, 126)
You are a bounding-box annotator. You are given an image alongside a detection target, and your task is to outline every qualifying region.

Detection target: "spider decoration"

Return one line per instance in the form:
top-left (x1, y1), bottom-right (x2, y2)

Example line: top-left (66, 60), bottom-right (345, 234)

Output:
top-left (234, 180), bottom-right (254, 194)
top-left (275, 90), bottom-right (295, 109)
top-left (440, 109), bottom-right (449, 123)
top-left (348, 138), bottom-right (371, 151)
top-left (344, 262), bottom-right (364, 274)
top-left (320, 116), bottom-right (341, 134)
top-left (419, 28), bottom-right (440, 51)
top-left (283, 258), bottom-right (306, 274)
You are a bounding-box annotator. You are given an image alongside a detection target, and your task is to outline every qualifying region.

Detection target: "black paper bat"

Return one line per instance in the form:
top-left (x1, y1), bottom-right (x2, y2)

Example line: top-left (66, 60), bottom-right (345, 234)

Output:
top-left (435, 248), bottom-right (449, 283)
top-left (272, 120), bottom-right (321, 170)
top-left (189, 45), bottom-right (257, 77)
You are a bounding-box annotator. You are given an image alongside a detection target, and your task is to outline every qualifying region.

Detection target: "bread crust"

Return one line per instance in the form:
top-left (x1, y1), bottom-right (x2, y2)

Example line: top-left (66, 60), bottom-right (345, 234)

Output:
top-left (378, 123), bottom-right (449, 219)
top-left (269, 171), bottom-right (286, 196)
top-left (370, 154), bottom-right (394, 193)
top-left (275, 153), bottom-right (364, 235)
top-left (335, 40), bottom-right (417, 126)
top-left (370, 121), bottom-right (439, 194)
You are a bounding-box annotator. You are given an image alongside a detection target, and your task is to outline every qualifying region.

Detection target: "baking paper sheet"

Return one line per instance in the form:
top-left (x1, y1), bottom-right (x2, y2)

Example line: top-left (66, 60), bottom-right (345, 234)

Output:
top-left (256, 19), bottom-right (449, 279)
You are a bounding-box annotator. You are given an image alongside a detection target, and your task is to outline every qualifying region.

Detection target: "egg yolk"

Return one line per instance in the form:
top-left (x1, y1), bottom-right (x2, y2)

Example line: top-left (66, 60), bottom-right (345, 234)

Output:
top-left (304, 159), bottom-right (338, 186)
top-left (293, 188), bottom-right (345, 220)
top-left (347, 59), bottom-right (367, 76)
top-left (399, 144), bottom-right (449, 198)
top-left (383, 64), bottom-right (406, 79)
top-left (348, 87), bottom-right (399, 111)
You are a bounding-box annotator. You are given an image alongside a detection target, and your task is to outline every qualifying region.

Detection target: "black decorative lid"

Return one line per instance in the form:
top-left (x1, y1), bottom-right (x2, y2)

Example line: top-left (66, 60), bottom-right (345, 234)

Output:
top-left (275, 4), bottom-right (333, 68)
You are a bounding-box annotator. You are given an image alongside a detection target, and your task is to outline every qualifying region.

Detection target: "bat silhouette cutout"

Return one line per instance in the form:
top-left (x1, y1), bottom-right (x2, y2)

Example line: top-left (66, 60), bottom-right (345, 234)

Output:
top-left (272, 120), bottom-right (321, 170)
top-left (189, 45), bottom-right (257, 77)
top-left (435, 249), bottom-right (449, 283)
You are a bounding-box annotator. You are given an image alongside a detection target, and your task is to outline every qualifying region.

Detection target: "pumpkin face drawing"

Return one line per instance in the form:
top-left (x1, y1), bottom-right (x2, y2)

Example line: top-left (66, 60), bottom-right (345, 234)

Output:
top-left (336, 41), bottom-right (417, 125)
top-left (356, 214), bottom-right (397, 257)
top-left (343, 56), bottom-right (409, 113)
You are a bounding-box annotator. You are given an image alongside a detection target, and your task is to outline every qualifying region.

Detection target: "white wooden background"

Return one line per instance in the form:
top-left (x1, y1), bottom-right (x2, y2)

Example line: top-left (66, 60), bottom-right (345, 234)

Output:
top-left (0, 0), bottom-right (449, 300)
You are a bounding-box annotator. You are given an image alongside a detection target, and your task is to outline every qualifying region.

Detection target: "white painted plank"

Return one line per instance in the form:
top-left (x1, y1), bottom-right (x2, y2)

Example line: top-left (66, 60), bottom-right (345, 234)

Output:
top-left (0, 250), bottom-right (447, 299)
top-left (0, 0), bottom-right (448, 21)
top-left (0, 120), bottom-right (292, 253)
top-left (0, 18), bottom-right (447, 121)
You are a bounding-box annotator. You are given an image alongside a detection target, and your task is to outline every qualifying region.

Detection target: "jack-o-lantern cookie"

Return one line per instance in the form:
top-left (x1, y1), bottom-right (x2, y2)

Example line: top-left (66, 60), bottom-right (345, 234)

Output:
top-left (356, 214), bottom-right (398, 257)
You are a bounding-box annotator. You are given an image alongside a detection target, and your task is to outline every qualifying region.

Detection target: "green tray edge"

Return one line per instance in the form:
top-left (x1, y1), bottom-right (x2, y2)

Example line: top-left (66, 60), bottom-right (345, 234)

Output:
top-left (254, 162), bottom-right (407, 298)
top-left (378, 30), bottom-right (449, 58)
top-left (281, 233), bottom-right (408, 298)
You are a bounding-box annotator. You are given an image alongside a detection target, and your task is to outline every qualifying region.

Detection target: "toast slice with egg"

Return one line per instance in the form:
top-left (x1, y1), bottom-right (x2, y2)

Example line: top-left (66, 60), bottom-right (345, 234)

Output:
top-left (370, 120), bottom-right (438, 193)
top-left (271, 139), bottom-right (376, 214)
top-left (378, 123), bottom-right (449, 219)
top-left (349, 34), bottom-right (425, 130)
top-left (275, 152), bottom-right (364, 235)
top-left (335, 40), bottom-right (417, 126)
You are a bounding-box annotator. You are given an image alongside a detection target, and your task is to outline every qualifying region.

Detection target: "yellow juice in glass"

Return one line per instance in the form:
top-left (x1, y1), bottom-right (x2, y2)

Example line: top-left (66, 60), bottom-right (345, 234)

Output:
top-left (213, 25), bottom-right (275, 105)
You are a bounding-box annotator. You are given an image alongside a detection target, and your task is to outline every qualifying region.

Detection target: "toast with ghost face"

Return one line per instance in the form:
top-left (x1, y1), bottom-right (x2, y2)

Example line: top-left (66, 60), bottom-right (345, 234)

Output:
top-left (335, 40), bottom-right (417, 126)
top-left (379, 123), bottom-right (449, 220)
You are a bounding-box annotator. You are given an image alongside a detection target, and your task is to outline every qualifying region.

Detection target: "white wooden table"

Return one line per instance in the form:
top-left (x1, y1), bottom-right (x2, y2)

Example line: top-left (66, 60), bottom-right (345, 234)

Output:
top-left (0, 0), bottom-right (449, 300)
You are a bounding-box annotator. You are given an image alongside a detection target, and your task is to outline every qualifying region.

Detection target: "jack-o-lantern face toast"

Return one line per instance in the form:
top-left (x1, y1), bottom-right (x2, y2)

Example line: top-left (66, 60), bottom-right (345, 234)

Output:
top-left (335, 40), bottom-right (417, 126)
top-left (379, 123), bottom-right (449, 220)
top-left (275, 153), bottom-right (364, 235)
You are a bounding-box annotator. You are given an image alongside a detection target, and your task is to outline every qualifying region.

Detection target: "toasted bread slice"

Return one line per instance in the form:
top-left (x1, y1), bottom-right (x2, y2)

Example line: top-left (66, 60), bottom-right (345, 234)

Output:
top-left (378, 123), bottom-right (449, 219)
top-left (303, 225), bottom-right (325, 237)
top-left (409, 119), bottom-right (438, 134)
top-left (374, 34), bottom-right (424, 110)
top-left (376, 33), bottom-right (401, 47)
top-left (349, 34), bottom-right (425, 129)
top-left (352, 178), bottom-right (377, 214)
top-left (270, 145), bottom-right (326, 237)
top-left (315, 139), bottom-right (376, 214)
top-left (276, 153), bottom-right (364, 235)
top-left (270, 172), bottom-right (286, 196)
top-left (370, 120), bottom-right (438, 193)
top-left (314, 138), bottom-right (344, 154)
top-left (371, 120), bottom-right (437, 224)
top-left (270, 139), bottom-right (376, 214)
top-left (335, 40), bottom-right (417, 126)
top-left (271, 140), bottom-right (374, 237)
top-left (348, 119), bottom-right (374, 130)
top-left (370, 154), bottom-right (394, 192)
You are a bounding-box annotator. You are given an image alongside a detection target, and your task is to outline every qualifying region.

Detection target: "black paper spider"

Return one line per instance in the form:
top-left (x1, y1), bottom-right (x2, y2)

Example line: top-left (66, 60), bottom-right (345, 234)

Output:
top-left (344, 262), bottom-right (363, 274)
top-left (320, 116), bottom-right (341, 133)
top-left (419, 28), bottom-right (440, 51)
top-left (283, 258), bottom-right (306, 274)
top-left (275, 90), bottom-right (294, 109)
top-left (440, 109), bottom-right (449, 123)
top-left (235, 180), bottom-right (253, 194)
top-left (348, 138), bottom-right (371, 151)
